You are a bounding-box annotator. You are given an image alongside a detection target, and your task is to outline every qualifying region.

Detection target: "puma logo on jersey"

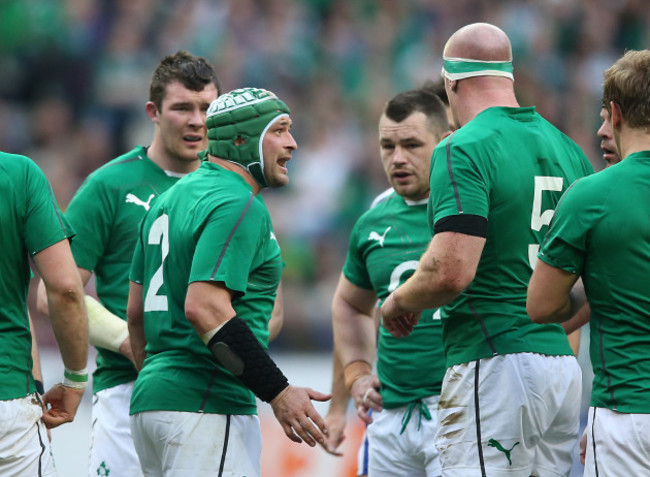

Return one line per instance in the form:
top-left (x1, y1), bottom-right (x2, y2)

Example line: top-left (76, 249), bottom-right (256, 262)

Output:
top-left (488, 439), bottom-right (519, 466)
top-left (126, 193), bottom-right (155, 211)
top-left (368, 226), bottom-right (391, 247)
top-left (270, 231), bottom-right (277, 241)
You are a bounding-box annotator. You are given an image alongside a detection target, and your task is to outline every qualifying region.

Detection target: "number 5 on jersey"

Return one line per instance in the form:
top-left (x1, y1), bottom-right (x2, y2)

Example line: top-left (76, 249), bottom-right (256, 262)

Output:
top-left (529, 176), bottom-right (563, 269)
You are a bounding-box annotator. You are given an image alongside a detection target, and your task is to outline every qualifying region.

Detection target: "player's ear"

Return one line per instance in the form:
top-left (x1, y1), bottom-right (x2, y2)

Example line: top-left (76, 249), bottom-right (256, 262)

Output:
top-left (609, 101), bottom-right (623, 130)
top-left (145, 101), bottom-right (159, 123)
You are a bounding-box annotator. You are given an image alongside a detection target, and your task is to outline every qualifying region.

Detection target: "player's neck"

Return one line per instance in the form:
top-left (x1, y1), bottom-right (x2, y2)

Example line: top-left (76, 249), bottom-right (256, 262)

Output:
top-left (146, 141), bottom-right (200, 175)
top-left (207, 155), bottom-right (262, 194)
top-left (458, 87), bottom-right (519, 126)
top-left (616, 127), bottom-right (650, 160)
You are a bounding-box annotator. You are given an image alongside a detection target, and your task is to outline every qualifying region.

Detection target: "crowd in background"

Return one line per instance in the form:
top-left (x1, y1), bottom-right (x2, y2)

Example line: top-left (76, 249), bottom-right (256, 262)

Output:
top-left (2, 0), bottom-right (646, 350)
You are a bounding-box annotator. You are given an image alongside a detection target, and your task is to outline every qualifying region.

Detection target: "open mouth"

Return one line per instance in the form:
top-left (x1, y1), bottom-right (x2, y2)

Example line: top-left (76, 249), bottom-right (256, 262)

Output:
top-left (277, 157), bottom-right (291, 170)
top-left (183, 134), bottom-right (203, 143)
top-left (601, 145), bottom-right (617, 160)
top-left (392, 171), bottom-right (412, 180)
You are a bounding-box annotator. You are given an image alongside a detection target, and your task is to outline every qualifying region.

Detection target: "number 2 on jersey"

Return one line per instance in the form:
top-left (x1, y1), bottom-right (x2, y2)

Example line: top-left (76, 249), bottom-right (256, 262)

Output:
top-left (529, 176), bottom-right (563, 268)
top-left (144, 214), bottom-right (169, 312)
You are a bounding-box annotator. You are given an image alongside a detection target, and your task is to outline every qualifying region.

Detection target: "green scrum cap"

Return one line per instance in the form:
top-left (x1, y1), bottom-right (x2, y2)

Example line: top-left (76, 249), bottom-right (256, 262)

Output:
top-left (205, 87), bottom-right (290, 187)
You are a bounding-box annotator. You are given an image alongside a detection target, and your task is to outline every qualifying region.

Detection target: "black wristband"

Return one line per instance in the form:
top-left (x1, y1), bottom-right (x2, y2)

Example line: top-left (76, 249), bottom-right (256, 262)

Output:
top-left (34, 379), bottom-right (45, 395)
top-left (207, 316), bottom-right (289, 403)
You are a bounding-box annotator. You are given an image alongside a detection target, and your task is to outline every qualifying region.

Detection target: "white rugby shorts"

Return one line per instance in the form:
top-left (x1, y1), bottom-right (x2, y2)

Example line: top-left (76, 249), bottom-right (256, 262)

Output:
top-left (435, 353), bottom-right (581, 477)
top-left (131, 410), bottom-right (261, 477)
top-left (584, 406), bottom-right (650, 477)
top-left (0, 394), bottom-right (56, 476)
top-left (366, 395), bottom-right (441, 477)
top-left (89, 381), bottom-right (142, 477)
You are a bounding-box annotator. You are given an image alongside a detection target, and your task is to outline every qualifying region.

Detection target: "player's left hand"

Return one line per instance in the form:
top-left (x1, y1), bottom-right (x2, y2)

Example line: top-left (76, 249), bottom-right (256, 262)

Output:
top-left (319, 411), bottom-right (346, 456)
top-left (350, 374), bottom-right (382, 424)
top-left (41, 384), bottom-right (85, 429)
top-left (119, 336), bottom-right (137, 367)
top-left (380, 293), bottom-right (419, 338)
top-left (33, 393), bottom-right (52, 440)
top-left (270, 385), bottom-right (331, 447)
top-left (579, 426), bottom-right (588, 465)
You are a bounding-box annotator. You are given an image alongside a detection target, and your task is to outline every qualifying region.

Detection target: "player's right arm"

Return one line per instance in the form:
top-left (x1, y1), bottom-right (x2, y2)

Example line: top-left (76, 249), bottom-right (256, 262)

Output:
top-left (320, 350), bottom-right (348, 456)
top-left (564, 302), bottom-right (590, 356)
top-left (37, 266), bottom-right (133, 364)
top-left (381, 231), bottom-right (484, 337)
top-left (32, 239), bottom-right (89, 428)
top-left (527, 261), bottom-right (585, 323)
top-left (528, 176), bottom-right (591, 325)
top-left (126, 281), bottom-right (146, 370)
top-left (331, 274), bottom-right (381, 425)
top-left (29, 312), bottom-right (44, 393)
top-left (186, 281), bottom-right (330, 447)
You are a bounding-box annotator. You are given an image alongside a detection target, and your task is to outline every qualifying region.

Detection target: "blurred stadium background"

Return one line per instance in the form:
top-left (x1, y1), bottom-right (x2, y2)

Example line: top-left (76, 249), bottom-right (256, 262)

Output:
top-left (6, 0), bottom-right (642, 474)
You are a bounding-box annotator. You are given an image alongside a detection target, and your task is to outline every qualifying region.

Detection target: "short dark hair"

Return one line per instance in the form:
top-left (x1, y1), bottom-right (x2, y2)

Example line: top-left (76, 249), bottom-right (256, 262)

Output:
top-left (149, 51), bottom-right (220, 110)
top-left (429, 79), bottom-right (449, 106)
top-left (384, 81), bottom-right (450, 136)
top-left (603, 49), bottom-right (650, 129)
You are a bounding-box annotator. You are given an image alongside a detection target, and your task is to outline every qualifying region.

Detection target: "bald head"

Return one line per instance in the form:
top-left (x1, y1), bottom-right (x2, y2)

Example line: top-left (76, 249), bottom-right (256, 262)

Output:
top-left (441, 23), bottom-right (518, 126)
top-left (444, 23), bottom-right (512, 62)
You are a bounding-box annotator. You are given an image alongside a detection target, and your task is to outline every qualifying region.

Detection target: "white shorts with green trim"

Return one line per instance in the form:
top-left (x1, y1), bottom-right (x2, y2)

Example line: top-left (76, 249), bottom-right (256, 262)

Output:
top-left (89, 381), bottom-right (142, 477)
top-left (584, 406), bottom-right (650, 477)
top-left (366, 395), bottom-right (441, 477)
top-left (435, 353), bottom-right (581, 477)
top-left (0, 394), bottom-right (56, 476)
top-left (130, 410), bottom-right (261, 477)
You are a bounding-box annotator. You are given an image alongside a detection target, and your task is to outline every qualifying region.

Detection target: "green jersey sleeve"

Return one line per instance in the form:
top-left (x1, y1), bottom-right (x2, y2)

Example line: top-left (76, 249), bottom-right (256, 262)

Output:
top-left (430, 138), bottom-right (490, 224)
top-left (25, 159), bottom-right (74, 255)
top-left (538, 181), bottom-right (590, 275)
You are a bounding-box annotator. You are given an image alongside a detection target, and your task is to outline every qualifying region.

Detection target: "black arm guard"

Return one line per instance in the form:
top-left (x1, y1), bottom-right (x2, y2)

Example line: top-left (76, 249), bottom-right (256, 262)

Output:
top-left (434, 214), bottom-right (488, 238)
top-left (207, 316), bottom-right (289, 403)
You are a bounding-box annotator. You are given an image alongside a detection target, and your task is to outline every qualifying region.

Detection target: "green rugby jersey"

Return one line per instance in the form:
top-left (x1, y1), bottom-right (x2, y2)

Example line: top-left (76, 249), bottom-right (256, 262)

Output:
top-left (129, 161), bottom-right (283, 415)
top-left (540, 151), bottom-right (650, 414)
top-left (66, 146), bottom-right (182, 393)
top-left (0, 152), bottom-right (73, 399)
top-left (429, 107), bottom-right (593, 367)
top-left (344, 191), bottom-right (444, 408)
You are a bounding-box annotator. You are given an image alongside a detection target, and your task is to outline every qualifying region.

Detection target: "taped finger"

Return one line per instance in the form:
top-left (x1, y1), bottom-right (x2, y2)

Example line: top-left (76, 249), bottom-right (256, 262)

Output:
top-left (362, 387), bottom-right (372, 405)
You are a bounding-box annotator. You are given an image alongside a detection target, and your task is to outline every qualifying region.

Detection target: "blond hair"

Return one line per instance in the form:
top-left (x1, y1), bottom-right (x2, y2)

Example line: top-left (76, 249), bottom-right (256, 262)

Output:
top-left (603, 50), bottom-right (650, 129)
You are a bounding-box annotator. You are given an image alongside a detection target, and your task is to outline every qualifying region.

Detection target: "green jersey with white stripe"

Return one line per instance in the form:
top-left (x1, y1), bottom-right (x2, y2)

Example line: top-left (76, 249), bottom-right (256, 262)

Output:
top-left (0, 152), bottom-right (74, 399)
top-left (66, 146), bottom-right (182, 393)
top-left (129, 161), bottom-right (282, 415)
top-left (344, 191), bottom-right (444, 408)
top-left (540, 151), bottom-right (650, 413)
top-left (429, 107), bottom-right (593, 367)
